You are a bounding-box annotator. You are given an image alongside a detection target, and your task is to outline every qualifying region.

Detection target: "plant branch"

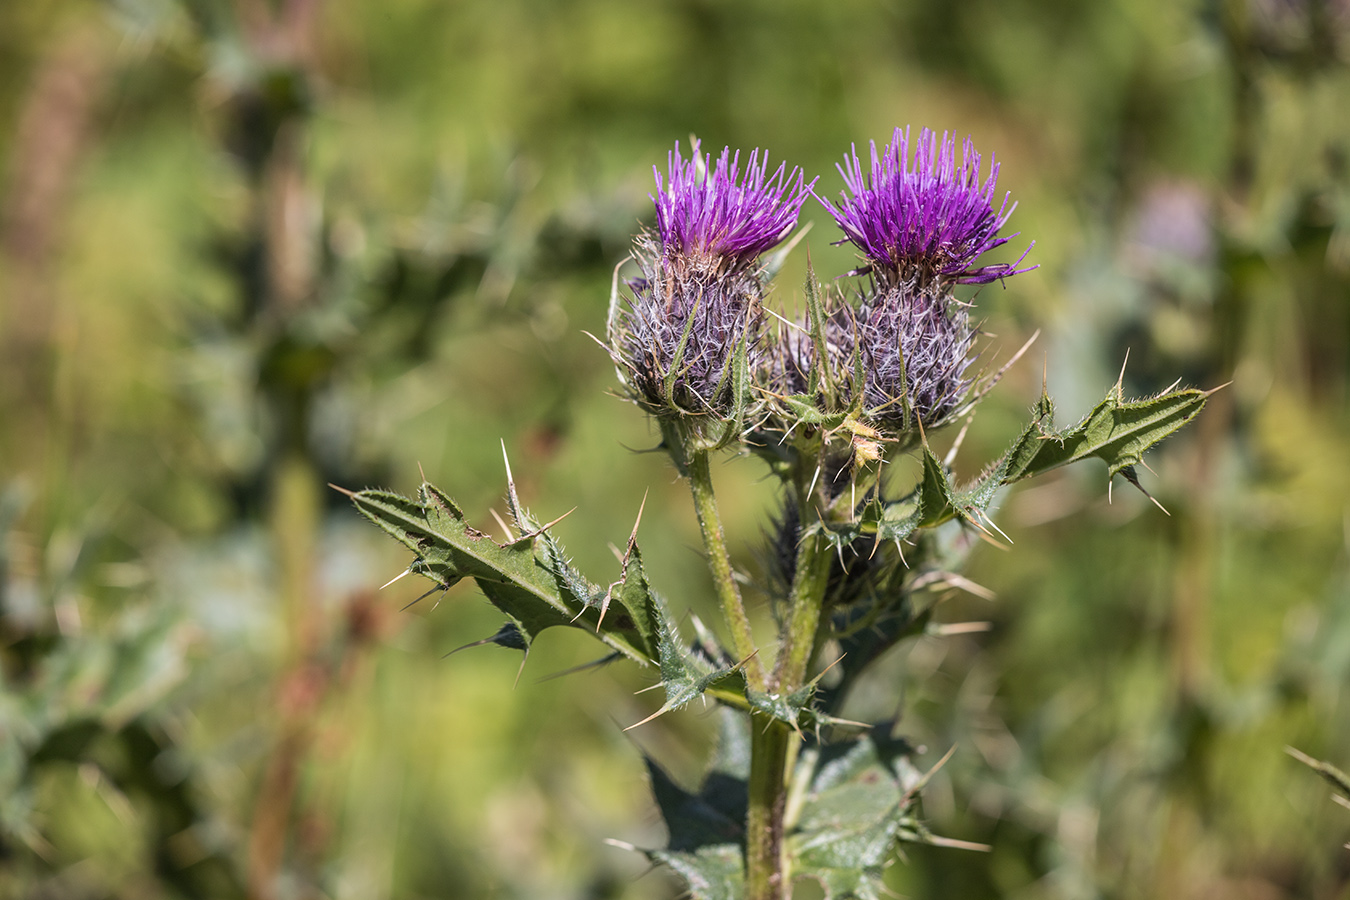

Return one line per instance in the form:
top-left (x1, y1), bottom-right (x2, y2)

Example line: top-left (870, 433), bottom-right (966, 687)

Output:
top-left (748, 465), bottom-right (837, 900)
top-left (686, 446), bottom-right (767, 691)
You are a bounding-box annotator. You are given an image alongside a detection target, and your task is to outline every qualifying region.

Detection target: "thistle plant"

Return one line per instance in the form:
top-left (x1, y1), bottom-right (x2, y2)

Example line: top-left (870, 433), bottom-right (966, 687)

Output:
top-left (346, 130), bottom-right (1212, 900)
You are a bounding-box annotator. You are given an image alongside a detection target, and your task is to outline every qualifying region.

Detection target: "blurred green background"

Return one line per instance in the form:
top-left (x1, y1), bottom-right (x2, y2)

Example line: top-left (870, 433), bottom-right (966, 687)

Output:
top-left (2, 0), bottom-right (1348, 897)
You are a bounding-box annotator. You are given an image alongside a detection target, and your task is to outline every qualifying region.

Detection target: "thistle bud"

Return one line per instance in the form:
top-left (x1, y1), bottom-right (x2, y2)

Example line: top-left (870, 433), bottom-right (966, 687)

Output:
top-left (608, 141), bottom-right (813, 423)
top-left (767, 292), bottom-right (858, 399)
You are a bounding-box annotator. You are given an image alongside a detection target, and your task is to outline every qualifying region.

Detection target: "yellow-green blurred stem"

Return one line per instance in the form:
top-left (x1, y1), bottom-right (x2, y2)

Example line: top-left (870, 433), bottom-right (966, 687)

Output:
top-left (686, 448), bottom-right (766, 691)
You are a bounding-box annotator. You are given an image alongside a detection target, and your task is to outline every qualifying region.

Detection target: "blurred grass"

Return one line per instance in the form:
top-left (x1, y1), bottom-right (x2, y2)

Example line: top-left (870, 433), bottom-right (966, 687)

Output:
top-left (1, 0), bottom-right (1349, 898)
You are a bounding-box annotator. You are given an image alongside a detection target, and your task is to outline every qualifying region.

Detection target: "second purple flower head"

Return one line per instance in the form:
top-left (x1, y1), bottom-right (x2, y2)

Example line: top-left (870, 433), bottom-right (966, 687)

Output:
top-left (810, 128), bottom-right (1036, 435)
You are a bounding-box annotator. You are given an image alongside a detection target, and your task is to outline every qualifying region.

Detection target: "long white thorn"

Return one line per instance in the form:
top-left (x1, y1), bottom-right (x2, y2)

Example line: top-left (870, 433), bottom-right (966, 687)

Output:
top-left (1115, 349), bottom-right (1131, 399)
top-left (944, 417), bottom-right (974, 468)
top-left (500, 438), bottom-right (515, 486)
top-left (977, 508), bottom-right (1014, 546)
top-left (764, 307), bottom-right (807, 332)
top-left (489, 508), bottom-right (515, 542)
top-left (380, 568), bottom-right (412, 590)
top-left (807, 462), bottom-right (823, 501)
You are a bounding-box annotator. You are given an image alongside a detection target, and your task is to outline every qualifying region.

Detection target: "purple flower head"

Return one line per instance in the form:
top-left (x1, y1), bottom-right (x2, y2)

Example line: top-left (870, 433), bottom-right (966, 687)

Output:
top-left (609, 240), bottom-right (764, 418)
top-left (608, 142), bottom-right (812, 421)
top-left (821, 127), bottom-right (1035, 286)
top-left (653, 140), bottom-right (815, 272)
top-left (858, 281), bottom-right (979, 432)
top-left (762, 281), bottom-right (975, 440)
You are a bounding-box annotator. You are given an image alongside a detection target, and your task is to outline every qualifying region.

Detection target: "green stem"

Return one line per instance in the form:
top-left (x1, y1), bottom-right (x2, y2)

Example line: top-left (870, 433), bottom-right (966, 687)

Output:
top-left (746, 716), bottom-right (792, 900)
top-left (773, 519), bottom-right (834, 691)
top-left (683, 444), bottom-right (791, 897)
top-left (747, 493), bottom-right (835, 899)
top-left (686, 447), bottom-right (767, 691)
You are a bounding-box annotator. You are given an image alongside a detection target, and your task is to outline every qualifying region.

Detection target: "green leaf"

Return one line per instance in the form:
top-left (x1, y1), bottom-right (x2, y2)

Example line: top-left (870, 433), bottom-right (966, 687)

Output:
top-left (648, 846), bottom-right (744, 900)
top-left (712, 318), bottom-right (755, 449)
top-left (790, 733), bottom-right (929, 899)
top-left (629, 609), bottom-right (746, 728)
top-left (816, 596), bottom-right (932, 719)
top-left (1000, 381), bottom-right (1212, 483)
top-left (348, 480), bottom-right (665, 664)
top-left (803, 258), bottom-right (836, 403)
top-left (744, 683), bottom-right (863, 736)
top-left (647, 709), bottom-right (749, 851)
top-left (844, 444), bottom-right (962, 547)
top-left (774, 393), bottom-right (850, 430)
top-left (839, 380), bottom-right (1210, 552)
top-left (643, 709), bottom-right (749, 900)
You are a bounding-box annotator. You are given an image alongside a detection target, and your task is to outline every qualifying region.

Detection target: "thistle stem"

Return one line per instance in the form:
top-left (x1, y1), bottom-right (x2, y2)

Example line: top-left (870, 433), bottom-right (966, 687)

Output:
top-left (747, 497), bottom-right (834, 900)
top-left (686, 447), bottom-right (767, 691)
top-left (746, 716), bottom-right (792, 900)
top-left (685, 446), bottom-right (790, 897)
top-left (773, 526), bottom-right (834, 691)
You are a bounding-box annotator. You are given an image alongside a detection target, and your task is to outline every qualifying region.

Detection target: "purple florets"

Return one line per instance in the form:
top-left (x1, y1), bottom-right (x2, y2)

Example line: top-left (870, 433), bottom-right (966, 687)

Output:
top-left (609, 142), bottom-right (813, 419)
top-left (821, 127), bottom-right (1034, 286)
top-left (653, 141), bottom-right (813, 270)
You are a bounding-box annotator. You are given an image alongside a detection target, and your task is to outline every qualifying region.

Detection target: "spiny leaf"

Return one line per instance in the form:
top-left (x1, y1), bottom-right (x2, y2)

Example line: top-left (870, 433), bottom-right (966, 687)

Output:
top-left (790, 732), bottom-right (926, 900)
top-left (744, 684), bottom-right (863, 737)
top-left (804, 258), bottom-right (837, 403)
top-left (834, 380), bottom-right (1209, 552)
top-left (816, 599), bottom-right (932, 719)
top-left (349, 483), bottom-right (665, 664)
top-left (841, 444), bottom-right (961, 547)
top-left (646, 710), bottom-right (750, 852)
top-left (645, 760), bottom-right (745, 851)
top-left (646, 846), bottom-right (744, 900)
top-left (642, 709), bottom-right (749, 900)
top-left (711, 318), bottom-right (755, 450)
top-left (629, 611), bottom-right (746, 729)
top-left (444, 622), bottom-right (529, 657)
top-left (774, 393), bottom-right (850, 430)
top-left (1000, 382), bottom-right (1211, 483)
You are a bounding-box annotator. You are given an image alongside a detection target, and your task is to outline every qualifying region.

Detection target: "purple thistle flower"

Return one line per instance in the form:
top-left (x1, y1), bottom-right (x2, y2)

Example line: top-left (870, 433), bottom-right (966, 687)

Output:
top-left (653, 141), bottom-right (813, 271)
top-left (613, 244), bottom-right (764, 417)
top-left (762, 280), bottom-right (976, 438)
top-left (608, 141), bottom-right (813, 420)
top-left (821, 127), bottom-right (1034, 286)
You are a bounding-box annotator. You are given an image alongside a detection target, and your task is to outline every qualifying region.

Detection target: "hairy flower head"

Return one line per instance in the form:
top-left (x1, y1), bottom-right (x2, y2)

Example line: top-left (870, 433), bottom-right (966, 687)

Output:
top-left (608, 141), bottom-right (813, 420)
top-left (857, 280), bottom-right (978, 432)
top-left (821, 127), bottom-right (1034, 286)
top-left (766, 294), bottom-right (858, 400)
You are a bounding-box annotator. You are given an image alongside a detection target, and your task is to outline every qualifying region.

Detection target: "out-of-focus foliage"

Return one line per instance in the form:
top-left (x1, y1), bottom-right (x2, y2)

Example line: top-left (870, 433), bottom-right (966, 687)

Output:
top-left (0, 0), bottom-right (1348, 898)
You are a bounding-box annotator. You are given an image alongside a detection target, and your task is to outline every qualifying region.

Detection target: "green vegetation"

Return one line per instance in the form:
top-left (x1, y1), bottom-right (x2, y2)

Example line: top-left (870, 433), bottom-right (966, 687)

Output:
top-left (2, 1), bottom-right (1348, 897)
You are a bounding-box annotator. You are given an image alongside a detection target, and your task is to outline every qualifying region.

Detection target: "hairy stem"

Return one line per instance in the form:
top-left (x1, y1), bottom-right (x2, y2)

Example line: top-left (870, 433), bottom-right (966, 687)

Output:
top-left (747, 716), bottom-right (792, 900)
top-left (747, 487), bottom-right (835, 899)
top-left (773, 524), bottom-right (834, 691)
top-left (686, 447), bottom-right (767, 690)
top-left (684, 444), bottom-right (792, 898)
